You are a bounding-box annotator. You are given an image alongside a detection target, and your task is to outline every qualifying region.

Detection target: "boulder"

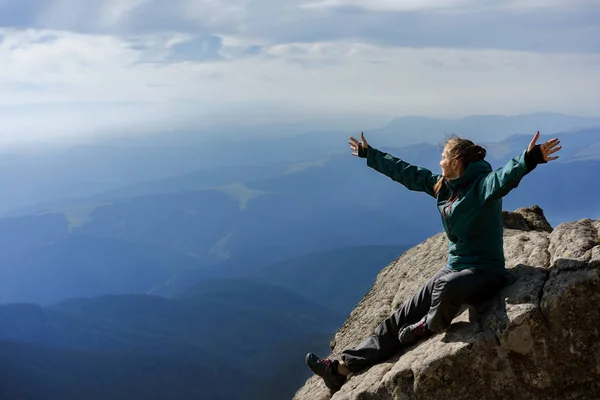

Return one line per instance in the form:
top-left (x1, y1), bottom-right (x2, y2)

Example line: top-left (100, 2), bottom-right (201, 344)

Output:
top-left (293, 207), bottom-right (600, 400)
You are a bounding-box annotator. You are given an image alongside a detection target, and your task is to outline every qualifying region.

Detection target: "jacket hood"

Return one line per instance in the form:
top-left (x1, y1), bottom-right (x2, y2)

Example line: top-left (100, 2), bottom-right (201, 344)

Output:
top-left (446, 160), bottom-right (492, 190)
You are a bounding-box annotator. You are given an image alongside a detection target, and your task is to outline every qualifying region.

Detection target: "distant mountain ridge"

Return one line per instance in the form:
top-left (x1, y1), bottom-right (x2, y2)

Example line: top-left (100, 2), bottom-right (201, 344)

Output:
top-left (0, 127), bottom-right (599, 306)
top-left (0, 279), bottom-right (342, 399)
top-left (150, 245), bottom-right (410, 315)
top-left (1, 112), bottom-right (598, 216)
top-left (370, 112), bottom-right (600, 147)
top-left (0, 339), bottom-right (245, 400)
top-left (0, 234), bottom-right (203, 305)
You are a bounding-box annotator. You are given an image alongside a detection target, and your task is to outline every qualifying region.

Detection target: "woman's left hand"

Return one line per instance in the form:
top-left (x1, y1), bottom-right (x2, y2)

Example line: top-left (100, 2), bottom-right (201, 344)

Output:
top-left (528, 131), bottom-right (562, 162)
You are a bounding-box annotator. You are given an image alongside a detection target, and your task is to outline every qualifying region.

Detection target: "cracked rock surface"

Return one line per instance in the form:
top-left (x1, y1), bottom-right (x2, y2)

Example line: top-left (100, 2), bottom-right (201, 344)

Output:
top-left (293, 207), bottom-right (600, 400)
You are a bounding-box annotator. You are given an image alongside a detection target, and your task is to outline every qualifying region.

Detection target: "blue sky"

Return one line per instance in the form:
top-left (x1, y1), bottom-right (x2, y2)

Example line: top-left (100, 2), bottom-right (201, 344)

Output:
top-left (0, 0), bottom-right (599, 145)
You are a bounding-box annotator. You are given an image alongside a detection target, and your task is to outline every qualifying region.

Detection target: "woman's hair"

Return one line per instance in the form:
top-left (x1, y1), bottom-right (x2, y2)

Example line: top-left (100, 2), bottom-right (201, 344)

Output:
top-left (433, 135), bottom-right (487, 196)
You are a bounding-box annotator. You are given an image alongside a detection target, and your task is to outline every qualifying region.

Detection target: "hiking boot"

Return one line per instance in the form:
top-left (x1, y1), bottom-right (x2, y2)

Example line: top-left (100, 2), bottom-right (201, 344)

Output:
top-left (398, 318), bottom-right (433, 346)
top-left (305, 352), bottom-right (346, 392)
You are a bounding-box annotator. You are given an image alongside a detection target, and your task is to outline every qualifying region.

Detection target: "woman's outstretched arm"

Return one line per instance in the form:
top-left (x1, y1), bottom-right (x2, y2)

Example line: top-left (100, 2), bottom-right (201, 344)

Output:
top-left (477, 131), bottom-right (562, 204)
top-left (349, 132), bottom-right (441, 198)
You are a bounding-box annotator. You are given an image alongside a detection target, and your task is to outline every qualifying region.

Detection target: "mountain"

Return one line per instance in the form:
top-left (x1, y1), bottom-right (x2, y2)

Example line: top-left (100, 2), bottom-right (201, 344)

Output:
top-left (149, 245), bottom-right (410, 315)
top-left (485, 128), bottom-right (600, 226)
top-left (0, 339), bottom-right (245, 400)
top-left (1, 127), bottom-right (599, 306)
top-left (0, 129), bottom-right (334, 216)
top-left (243, 245), bottom-right (410, 315)
top-left (0, 114), bottom-right (597, 400)
top-left (241, 334), bottom-right (333, 400)
top-left (0, 280), bottom-right (342, 359)
top-left (0, 280), bottom-right (342, 399)
top-left (1, 113), bottom-right (598, 216)
top-left (370, 113), bottom-right (600, 147)
top-left (0, 234), bottom-right (204, 305)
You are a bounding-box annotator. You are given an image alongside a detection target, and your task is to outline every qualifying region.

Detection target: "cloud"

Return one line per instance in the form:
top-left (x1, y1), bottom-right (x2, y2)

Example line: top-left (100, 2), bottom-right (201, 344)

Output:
top-left (0, 28), bottom-right (599, 141)
top-left (2, 1), bottom-right (599, 53)
top-left (0, 0), bottom-right (599, 146)
top-left (299, 0), bottom-right (600, 12)
top-left (299, 0), bottom-right (470, 12)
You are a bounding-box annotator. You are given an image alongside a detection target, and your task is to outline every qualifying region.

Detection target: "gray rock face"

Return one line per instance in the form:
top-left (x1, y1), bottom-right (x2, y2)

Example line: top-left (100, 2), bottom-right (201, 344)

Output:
top-left (293, 207), bottom-right (600, 400)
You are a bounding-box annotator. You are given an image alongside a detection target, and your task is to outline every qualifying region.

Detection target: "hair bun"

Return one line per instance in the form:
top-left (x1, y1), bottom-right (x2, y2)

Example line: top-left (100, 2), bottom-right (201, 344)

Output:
top-left (476, 146), bottom-right (486, 160)
top-left (466, 144), bottom-right (486, 161)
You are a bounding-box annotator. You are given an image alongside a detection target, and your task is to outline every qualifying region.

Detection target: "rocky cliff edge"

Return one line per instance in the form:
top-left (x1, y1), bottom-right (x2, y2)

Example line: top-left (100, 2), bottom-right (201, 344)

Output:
top-left (293, 206), bottom-right (600, 400)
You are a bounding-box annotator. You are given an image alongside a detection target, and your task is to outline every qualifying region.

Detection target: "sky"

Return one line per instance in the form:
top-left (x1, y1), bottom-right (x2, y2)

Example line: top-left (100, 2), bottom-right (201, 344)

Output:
top-left (1, 0), bottom-right (600, 145)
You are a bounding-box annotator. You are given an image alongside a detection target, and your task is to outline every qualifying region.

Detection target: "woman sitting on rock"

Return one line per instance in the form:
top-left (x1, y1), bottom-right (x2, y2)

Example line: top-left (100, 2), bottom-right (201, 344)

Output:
top-left (306, 131), bottom-right (562, 392)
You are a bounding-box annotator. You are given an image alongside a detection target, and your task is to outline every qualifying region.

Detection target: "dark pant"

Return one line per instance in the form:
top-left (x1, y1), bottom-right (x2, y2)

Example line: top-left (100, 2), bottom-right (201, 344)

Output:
top-left (341, 267), bottom-right (506, 372)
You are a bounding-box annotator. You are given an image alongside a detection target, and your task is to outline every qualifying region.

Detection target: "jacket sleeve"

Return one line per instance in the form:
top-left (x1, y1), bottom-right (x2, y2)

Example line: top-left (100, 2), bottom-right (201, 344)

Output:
top-left (477, 148), bottom-right (540, 203)
top-left (366, 147), bottom-right (441, 198)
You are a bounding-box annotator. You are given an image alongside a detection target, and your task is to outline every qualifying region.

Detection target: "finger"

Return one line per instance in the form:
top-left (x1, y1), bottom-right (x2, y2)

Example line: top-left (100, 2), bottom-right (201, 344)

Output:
top-left (528, 131), bottom-right (540, 151)
top-left (349, 144), bottom-right (357, 151)
top-left (360, 132), bottom-right (368, 146)
top-left (547, 156), bottom-right (559, 161)
top-left (546, 139), bottom-right (561, 149)
top-left (543, 144), bottom-right (560, 154)
top-left (349, 137), bottom-right (359, 145)
top-left (351, 151), bottom-right (358, 157)
top-left (547, 146), bottom-right (562, 155)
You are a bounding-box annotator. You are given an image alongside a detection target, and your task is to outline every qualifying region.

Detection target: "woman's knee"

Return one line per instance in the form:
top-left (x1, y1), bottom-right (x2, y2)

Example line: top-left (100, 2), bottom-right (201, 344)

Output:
top-left (432, 276), bottom-right (465, 302)
top-left (374, 316), bottom-right (395, 336)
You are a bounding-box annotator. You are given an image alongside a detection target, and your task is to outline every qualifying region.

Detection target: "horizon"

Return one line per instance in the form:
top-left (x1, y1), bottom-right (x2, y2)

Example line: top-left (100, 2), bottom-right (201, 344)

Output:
top-left (1, 110), bottom-right (599, 153)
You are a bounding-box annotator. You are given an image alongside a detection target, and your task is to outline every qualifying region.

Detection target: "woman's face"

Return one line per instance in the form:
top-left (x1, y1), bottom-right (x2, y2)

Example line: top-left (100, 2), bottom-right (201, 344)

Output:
top-left (439, 147), bottom-right (461, 179)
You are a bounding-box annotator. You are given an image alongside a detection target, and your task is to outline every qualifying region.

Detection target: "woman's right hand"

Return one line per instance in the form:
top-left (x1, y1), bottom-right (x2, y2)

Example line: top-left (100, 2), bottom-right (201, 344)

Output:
top-left (527, 131), bottom-right (562, 162)
top-left (349, 132), bottom-right (370, 158)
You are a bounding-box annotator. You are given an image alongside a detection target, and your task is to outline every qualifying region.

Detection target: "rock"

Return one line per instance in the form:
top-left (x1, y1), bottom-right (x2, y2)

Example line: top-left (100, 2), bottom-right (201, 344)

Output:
top-left (548, 218), bottom-right (600, 269)
top-left (293, 206), bottom-right (600, 400)
top-left (501, 206), bottom-right (553, 233)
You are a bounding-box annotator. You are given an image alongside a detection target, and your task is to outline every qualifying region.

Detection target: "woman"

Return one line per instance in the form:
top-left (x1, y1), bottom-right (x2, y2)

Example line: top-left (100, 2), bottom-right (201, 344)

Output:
top-left (306, 131), bottom-right (562, 392)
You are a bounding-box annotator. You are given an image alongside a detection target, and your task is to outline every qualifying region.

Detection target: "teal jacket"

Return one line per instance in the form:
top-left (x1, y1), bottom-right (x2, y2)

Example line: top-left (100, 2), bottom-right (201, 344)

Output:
top-left (365, 147), bottom-right (539, 276)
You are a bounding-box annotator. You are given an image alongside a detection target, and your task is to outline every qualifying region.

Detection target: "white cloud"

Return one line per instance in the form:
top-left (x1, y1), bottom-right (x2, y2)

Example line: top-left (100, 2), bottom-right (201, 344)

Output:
top-left (299, 0), bottom-right (599, 12)
top-left (98, 0), bottom-right (154, 26)
top-left (299, 0), bottom-right (470, 12)
top-left (181, 0), bottom-right (249, 29)
top-left (0, 27), bottom-right (599, 147)
top-left (0, 1), bottom-right (599, 147)
top-left (496, 0), bottom-right (600, 12)
top-left (32, 0), bottom-right (252, 33)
